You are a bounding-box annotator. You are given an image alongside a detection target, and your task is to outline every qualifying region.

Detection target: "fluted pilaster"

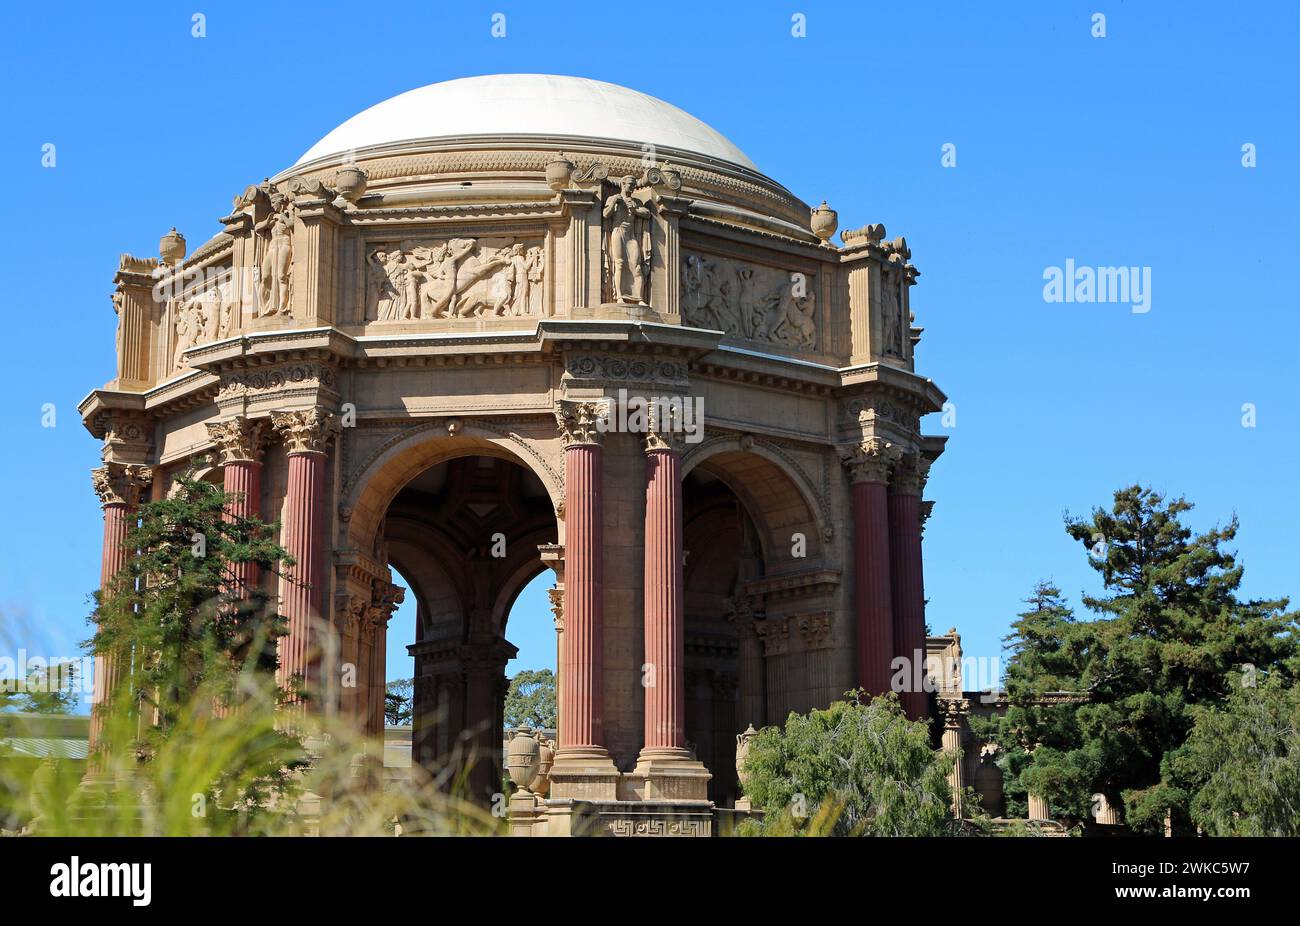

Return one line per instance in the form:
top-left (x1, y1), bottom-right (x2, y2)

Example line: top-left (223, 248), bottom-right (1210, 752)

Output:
top-left (940, 698), bottom-right (970, 818)
top-left (642, 440), bottom-right (685, 750)
top-left (88, 463), bottom-right (152, 757)
top-left (554, 401), bottom-right (606, 750)
top-left (272, 410), bottom-right (338, 706)
top-left (889, 452), bottom-right (930, 720)
top-left (207, 416), bottom-right (268, 597)
top-left (841, 438), bottom-right (900, 698)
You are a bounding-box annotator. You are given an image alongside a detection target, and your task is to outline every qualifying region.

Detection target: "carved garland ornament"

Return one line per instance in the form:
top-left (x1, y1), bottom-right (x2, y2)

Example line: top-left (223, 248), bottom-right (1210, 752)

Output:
top-left (218, 362), bottom-right (338, 399)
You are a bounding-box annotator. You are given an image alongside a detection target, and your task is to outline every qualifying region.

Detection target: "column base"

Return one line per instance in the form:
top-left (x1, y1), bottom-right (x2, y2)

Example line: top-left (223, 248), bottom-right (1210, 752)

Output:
top-left (627, 747), bottom-right (712, 802)
top-left (547, 746), bottom-right (621, 801)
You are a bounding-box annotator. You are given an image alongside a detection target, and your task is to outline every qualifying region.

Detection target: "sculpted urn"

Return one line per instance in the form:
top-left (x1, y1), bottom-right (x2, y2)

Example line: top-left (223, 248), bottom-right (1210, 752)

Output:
top-left (159, 227), bottom-right (186, 265)
top-left (545, 153), bottom-right (575, 191)
top-left (334, 165), bottom-right (368, 204)
top-left (506, 727), bottom-right (541, 792)
top-left (810, 201), bottom-right (838, 245)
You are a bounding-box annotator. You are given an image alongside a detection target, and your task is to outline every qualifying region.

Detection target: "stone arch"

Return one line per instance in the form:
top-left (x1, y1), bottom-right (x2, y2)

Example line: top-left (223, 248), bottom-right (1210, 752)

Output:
top-left (490, 538), bottom-right (556, 638)
top-left (384, 516), bottom-right (467, 642)
top-left (682, 434), bottom-right (827, 568)
top-left (342, 419), bottom-right (564, 558)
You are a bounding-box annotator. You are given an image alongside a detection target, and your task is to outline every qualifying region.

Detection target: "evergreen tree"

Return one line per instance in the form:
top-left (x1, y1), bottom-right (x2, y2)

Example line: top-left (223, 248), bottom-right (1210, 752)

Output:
top-left (976, 486), bottom-right (1299, 832)
top-left (503, 669), bottom-right (556, 729)
top-left (385, 678), bottom-right (413, 726)
top-left (1172, 676), bottom-right (1300, 836)
top-left (85, 469), bottom-right (305, 805)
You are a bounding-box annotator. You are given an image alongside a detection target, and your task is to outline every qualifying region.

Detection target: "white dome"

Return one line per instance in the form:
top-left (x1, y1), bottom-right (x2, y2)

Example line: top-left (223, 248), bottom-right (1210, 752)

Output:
top-left (293, 74), bottom-right (758, 172)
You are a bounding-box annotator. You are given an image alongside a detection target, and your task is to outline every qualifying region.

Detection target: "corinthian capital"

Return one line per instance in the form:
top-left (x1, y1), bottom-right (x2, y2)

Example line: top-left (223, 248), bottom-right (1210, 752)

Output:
top-left (939, 697), bottom-right (971, 730)
top-left (206, 416), bottom-right (268, 465)
top-left (891, 452), bottom-right (932, 496)
top-left (271, 408), bottom-right (340, 454)
top-left (643, 418), bottom-right (686, 454)
top-left (554, 400), bottom-right (609, 448)
top-left (839, 437), bottom-right (901, 484)
top-left (91, 463), bottom-right (153, 508)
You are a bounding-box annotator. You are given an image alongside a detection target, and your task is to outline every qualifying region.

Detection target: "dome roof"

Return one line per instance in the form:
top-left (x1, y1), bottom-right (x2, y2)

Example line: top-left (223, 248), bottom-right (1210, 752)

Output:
top-left (293, 74), bottom-right (758, 172)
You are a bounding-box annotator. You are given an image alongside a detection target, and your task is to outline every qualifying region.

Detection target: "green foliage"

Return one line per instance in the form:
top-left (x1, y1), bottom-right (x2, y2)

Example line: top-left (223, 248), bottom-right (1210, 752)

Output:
top-left (0, 669), bottom-right (503, 836)
top-left (1172, 677), bottom-right (1300, 836)
top-left (737, 693), bottom-right (964, 836)
top-left (503, 669), bottom-right (556, 729)
top-left (385, 678), bottom-right (413, 726)
top-left (84, 468), bottom-right (303, 810)
top-left (974, 486), bottom-right (1300, 832)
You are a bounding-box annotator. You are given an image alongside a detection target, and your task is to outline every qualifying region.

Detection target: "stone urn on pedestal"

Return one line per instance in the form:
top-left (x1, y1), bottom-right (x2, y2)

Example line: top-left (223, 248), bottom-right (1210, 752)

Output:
top-left (160, 227), bottom-right (186, 265)
top-left (528, 735), bottom-right (554, 797)
top-left (334, 165), bottom-right (368, 206)
top-left (506, 727), bottom-right (548, 836)
top-left (810, 201), bottom-right (838, 246)
top-left (506, 726), bottom-right (541, 792)
top-left (545, 153), bottom-right (575, 191)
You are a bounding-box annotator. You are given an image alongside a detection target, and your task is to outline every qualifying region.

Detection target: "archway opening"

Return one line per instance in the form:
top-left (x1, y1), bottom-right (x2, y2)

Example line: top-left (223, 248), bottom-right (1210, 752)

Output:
top-left (380, 451), bottom-right (557, 804)
top-left (681, 448), bottom-right (826, 806)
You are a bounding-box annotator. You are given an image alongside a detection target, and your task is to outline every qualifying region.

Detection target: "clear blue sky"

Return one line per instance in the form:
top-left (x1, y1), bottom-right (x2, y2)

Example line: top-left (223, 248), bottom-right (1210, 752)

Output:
top-left (1, 2), bottom-right (1296, 703)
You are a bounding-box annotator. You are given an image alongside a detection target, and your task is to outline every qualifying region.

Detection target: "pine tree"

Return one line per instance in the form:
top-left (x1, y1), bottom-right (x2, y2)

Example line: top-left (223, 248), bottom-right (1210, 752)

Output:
top-left (85, 469), bottom-right (305, 805)
top-left (976, 486), bottom-right (1299, 832)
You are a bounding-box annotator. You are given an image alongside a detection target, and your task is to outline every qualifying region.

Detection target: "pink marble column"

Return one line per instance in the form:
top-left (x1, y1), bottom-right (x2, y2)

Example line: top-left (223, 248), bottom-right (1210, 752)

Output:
top-left (88, 463), bottom-right (152, 755)
top-left (553, 401), bottom-right (607, 752)
top-left (642, 439), bottom-right (685, 750)
top-left (560, 441), bottom-right (603, 747)
top-left (841, 439), bottom-right (898, 699)
top-left (207, 417), bottom-right (266, 598)
top-left (272, 410), bottom-right (337, 706)
top-left (889, 453), bottom-right (930, 721)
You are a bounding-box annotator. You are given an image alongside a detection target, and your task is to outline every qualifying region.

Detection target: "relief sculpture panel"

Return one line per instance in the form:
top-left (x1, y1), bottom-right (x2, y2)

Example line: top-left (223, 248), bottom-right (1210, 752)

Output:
top-left (170, 274), bottom-right (238, 371)
top-left (680, 252), bottom-right (817, 350)
top-left (366, 237), bottom-right (544, 323)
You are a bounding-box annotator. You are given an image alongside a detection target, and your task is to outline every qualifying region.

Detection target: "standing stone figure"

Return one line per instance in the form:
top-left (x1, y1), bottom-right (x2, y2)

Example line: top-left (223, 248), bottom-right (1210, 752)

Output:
top-left (881, 273), bottom-right (902, 357)
top-left (525, 245), bottom-right (545, 316)
top-left (256, 191), bottom-right (295, 316)
top-left (603, 175), bottom-right (652, 304)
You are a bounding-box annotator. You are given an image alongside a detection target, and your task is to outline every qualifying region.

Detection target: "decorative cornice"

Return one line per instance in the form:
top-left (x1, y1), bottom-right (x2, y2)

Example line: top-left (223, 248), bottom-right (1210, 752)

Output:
top-left (743, 568), bottom-right (840, 602)
top-left (205, 416), bottom-right (269, 465)
top-left (271, 408), bottom-right (340, 454)
top-left (839, 437), bottom-right (901, 484)
top-left (554, 400), bottom-right (609, 448)
top-left (563, 352), bottom-right (690, 388)
top-left (91, 463), bottom-right (152, 508)
top-left (217, 361), bottom-right (338, 401)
